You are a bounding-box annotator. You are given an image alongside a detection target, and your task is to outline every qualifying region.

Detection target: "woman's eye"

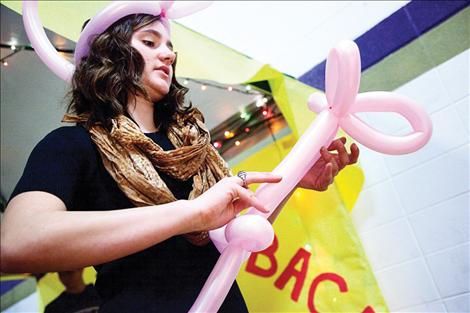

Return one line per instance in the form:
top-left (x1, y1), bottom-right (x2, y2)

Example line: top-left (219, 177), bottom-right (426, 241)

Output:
top-left (143, 40), bottom-right (154, 47)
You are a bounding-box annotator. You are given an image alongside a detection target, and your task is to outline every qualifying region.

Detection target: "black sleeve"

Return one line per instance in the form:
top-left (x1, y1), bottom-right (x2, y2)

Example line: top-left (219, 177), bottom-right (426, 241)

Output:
top-left (10, 126), bottom-right (93, 210)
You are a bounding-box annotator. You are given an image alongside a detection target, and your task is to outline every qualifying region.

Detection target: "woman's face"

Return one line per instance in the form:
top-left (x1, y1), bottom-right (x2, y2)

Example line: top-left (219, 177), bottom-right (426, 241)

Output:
top-left (130, 20), bottom-right (176, 102)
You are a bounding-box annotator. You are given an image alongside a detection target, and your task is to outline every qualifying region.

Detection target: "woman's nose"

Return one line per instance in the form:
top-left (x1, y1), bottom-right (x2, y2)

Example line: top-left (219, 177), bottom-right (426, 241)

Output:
top-left (159, 47), bottom-right (176, 65)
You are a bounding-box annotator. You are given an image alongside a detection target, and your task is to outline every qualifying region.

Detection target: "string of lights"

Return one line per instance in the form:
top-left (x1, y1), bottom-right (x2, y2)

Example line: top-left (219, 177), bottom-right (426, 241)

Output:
top-left (209, 90), bottom-right (287, 156)
top-left (1, 42), bottom-right (286, 156)
top-left (180, 76), bottom-right (258, 96)
top-left (1, 44), bottom-right (261, 100)
top-left (0, 43), bottom-right (74, 66)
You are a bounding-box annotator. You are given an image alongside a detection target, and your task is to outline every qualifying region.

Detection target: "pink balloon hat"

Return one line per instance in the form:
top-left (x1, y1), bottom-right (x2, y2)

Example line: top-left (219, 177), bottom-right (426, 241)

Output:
top-left (22, 0), bottom-right (211, 82)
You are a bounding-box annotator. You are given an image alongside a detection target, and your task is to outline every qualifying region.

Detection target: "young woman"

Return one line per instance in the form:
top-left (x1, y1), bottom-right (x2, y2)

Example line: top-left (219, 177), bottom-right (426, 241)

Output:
top-left (1, 13), bottom-right (358, 312)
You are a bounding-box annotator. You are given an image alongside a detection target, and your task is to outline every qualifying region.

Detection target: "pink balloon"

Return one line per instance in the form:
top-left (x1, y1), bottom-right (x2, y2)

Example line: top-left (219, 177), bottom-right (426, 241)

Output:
top-left (22, 1), bottom-right (75, 82)
top-left (195, 40), bottom-right (432, 312)
top-left (21, 1), bottom-right (212, 82)
top-left (189, 215), bottom-right (273, 312)
top-left (74, 1), bottom-right (166, 65)
top-left (326, 40), bottom-right (360, 117)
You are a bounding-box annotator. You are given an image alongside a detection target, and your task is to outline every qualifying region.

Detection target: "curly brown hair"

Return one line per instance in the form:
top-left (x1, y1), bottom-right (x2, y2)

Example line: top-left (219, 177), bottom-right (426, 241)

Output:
top-left (67, 14), bottom-right (192, 131)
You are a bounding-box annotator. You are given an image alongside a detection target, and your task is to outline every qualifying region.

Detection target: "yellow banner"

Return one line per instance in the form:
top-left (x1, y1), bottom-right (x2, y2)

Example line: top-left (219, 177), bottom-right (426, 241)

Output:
top-left (232, 134), bottom-right (387, 313)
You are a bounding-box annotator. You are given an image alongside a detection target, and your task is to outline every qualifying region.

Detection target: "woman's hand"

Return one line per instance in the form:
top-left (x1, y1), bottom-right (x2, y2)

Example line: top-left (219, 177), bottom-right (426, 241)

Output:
top-left (191, 172), bottom-right (282, 231)
top-left (297, 137), bottom-right (359, 191)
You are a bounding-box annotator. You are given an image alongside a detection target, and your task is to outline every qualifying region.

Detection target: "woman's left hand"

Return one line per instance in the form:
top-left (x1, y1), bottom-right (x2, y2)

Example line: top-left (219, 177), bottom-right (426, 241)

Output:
top-left (297, 137), bottom-right (359, 191)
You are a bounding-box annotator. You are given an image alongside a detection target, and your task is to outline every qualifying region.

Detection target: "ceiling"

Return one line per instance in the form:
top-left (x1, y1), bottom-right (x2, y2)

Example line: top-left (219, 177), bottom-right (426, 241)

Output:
top-left (0, 4), bottom-right (265, 130)
top-left (175, 1), bottom-right (409, 77)
top-left (0, 3), bottom-right (75, 51)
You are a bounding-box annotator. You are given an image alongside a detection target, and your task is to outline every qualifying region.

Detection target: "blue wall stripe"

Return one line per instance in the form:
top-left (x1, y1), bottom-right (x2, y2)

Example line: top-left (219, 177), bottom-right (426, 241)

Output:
top-left (0, 280), bottom-right (25, 295)
top-left (298, 0), bottom-right (469, 91)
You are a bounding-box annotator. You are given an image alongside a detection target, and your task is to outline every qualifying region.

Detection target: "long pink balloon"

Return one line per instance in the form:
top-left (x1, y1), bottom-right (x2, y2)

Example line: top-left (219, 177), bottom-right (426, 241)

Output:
top-left (22, 1), bottom-right (75, 82)
top-left (192, 40), bottom-right (432, 312)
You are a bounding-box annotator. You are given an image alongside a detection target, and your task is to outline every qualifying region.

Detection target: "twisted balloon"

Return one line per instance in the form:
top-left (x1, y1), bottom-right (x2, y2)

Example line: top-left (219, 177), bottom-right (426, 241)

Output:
top-left (191, 40), bottom-right (432, 313)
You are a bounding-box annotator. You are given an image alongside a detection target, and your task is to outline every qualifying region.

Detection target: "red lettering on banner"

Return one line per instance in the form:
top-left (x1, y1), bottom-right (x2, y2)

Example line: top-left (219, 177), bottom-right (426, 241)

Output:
top-left (246, 235), bottom-right (279, 277)
top-left (308, 273), bottom-right (348, 313)
top-left (362, 306), bottom-right (376, 313)
top-left (274, 248), bottom-right (311, 301)
top-left (245, 237), bottom-right (377, 313)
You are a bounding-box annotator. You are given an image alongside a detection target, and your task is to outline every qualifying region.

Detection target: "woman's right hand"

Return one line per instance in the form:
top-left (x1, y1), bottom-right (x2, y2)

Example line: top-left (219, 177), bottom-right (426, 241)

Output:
top-left (190, 172), bottom-right (282, 231)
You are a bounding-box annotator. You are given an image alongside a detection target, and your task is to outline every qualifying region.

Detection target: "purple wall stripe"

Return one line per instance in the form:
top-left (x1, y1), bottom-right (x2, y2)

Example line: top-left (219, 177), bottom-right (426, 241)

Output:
top-left (298, 0), bottom-right (469, 91)
top-left (1, 279), bottom-right (25, 295)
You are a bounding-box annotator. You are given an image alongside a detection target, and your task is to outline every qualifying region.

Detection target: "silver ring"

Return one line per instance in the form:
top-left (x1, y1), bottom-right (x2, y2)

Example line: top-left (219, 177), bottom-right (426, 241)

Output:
top-left (237, 171), bottom-right (248, 188)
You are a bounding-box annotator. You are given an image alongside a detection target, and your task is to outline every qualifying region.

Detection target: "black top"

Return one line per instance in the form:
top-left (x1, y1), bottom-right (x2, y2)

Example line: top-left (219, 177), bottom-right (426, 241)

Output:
top-left (11, 126), bottom-right (248, 313)
top-left (44, 284), bottom-right (100, 313)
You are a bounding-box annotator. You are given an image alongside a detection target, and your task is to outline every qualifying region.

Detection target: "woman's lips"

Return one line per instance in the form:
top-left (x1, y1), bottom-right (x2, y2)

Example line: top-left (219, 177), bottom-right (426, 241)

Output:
top-left (155, 66), bottom-right (169, 75)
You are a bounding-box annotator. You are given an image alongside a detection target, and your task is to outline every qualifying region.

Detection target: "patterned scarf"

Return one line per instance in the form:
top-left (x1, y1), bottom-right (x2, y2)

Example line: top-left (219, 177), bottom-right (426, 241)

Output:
top-left (63, 110), bottom-right (231, 246)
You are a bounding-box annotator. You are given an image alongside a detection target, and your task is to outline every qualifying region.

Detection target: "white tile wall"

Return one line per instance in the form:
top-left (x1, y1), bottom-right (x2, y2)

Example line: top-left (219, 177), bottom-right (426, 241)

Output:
top-left (360, 218), bottom-right (420, 271)
top-left (409, 193), bottom-right (469, 254)
top-left (375, 259), bottom-right (440, 310)
top-left (394, 68), bottom-right (452, 114)
top-left (392, 145), bottom-right (469, 214)
top-left (356, 143), bottom-right (389, 188)
top-left (444, 293), bottom-right (470, 313)
top-left (384, 105), bottom-right (469, 175)
top-left (397, 300), bottom-right (447, 313)
top-left (454, 96), bottom-right (469, 134)
top-left (437, 50), bottom-right (470, 103)
top-left (352, 49), bottom-right (470, 313)
top-left (362, 111), bottom-right (410, 139)
top-left (3, 292), bottom-right (39, 313)
top-left (352, 180), bottom-right (405, 233)
top-left (426, 243), bottom-right (470, 298)
top-left (363, 66), bottom-right (453, 136)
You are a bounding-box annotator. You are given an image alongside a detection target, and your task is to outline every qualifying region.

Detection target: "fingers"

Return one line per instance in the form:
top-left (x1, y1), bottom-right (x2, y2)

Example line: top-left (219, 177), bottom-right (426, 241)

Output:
top-left (337, 140), bottom-right (350, 168)
top-left (327, 137), bottom-right (360, 167)
top-left (329, 157), bottom-right (339, 176)
top-left (320, 146), bottom-right (334, 163)
top-left (327, 137), bottom-right (346, 150)
top-left (232, 185), bottom-right (269, 213)
top-left (350, 143), bottom-right (360, 164)
top-left (317, 163), bottom-right (333, 191)
top-left (234, 172), bottom-right (282, 187)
